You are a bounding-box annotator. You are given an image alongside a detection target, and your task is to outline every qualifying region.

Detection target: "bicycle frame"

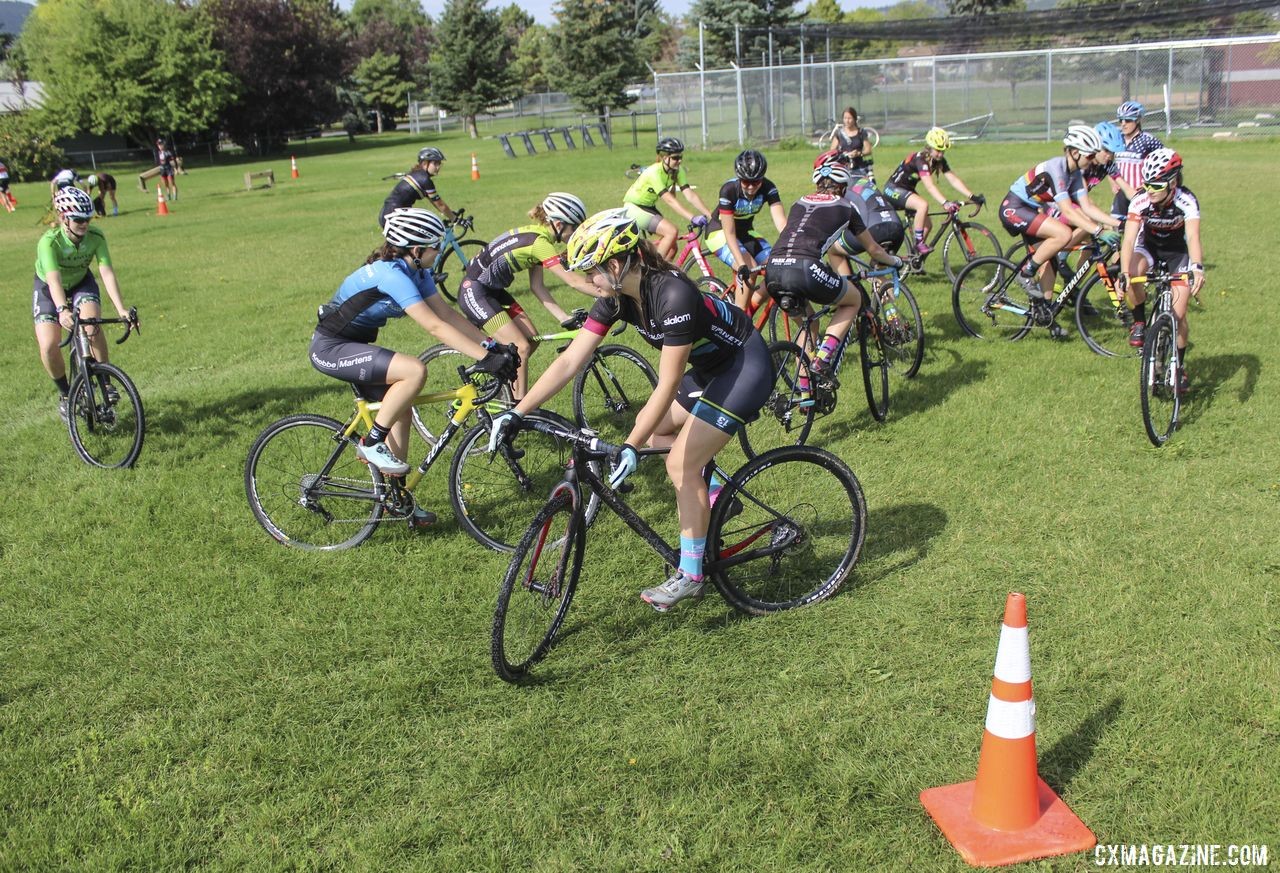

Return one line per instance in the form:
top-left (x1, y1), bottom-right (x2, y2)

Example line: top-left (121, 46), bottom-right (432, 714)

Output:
top-left (674, 224), bottom-right (718, 280)
top-left (994, 242), bottom-right (1121, 323)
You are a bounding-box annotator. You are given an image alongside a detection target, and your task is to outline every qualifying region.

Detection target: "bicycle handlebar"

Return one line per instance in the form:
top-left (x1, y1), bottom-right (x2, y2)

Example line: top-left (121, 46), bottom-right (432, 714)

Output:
top-left (455, 362), bottom-right (509, 404)
top-left (58, 307), bottom-right (140, 349)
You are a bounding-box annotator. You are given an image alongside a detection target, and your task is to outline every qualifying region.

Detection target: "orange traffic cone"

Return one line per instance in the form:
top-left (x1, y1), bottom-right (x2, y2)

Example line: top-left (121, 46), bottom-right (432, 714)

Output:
top-left (920, 593), bottom-right (1095, 867)
top-left (470, 153), bottom-right (479, 181)
top-left (156, 184), bottom-right (169, 216)
top-left (291, 155), bottom-right (300, 179)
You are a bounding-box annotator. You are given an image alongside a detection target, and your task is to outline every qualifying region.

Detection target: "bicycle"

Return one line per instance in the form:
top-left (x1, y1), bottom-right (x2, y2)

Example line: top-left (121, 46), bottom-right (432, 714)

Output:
top-left (429, 209), bottom-right (485, 302)
top-left (490, 418), bottom-right (867, 682)
top-left (1132, 268), bottom-right (1192, 446)
top-left (951, 240), bottom-right (1126, 344)
top-left (412, 310), bottom-right (658, 448)
top-left (244, 364), bottom-right (599, 552)
top-left (59, 306), bottom-right (144, 468)
top-left (901, 198), bottom-right (1002, 284)
top-left (672, 222), bottom-right (724, 291)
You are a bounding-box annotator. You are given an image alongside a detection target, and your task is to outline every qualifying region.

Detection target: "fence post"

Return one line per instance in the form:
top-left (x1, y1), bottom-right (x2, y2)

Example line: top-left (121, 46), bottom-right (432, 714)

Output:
top-left (768, 32), bottom-right (775, 140)
top-left (931, 55), bottom-right (937, 127)
top-left (699, 21), bottom-right (708, 149)
top-left (732, 62), bottom-right (745, 146)
top-left (1046, 50), bottom-right (1053, 140)
top-left (1166, 47), bottom-right (1175, 136)
top-left (800, 24), bottom-right (807, 139)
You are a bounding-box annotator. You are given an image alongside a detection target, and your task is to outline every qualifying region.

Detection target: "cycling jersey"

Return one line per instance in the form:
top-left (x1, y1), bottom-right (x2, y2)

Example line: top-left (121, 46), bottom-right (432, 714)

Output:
top-left (317, 258), bottom-right (438, 340)
top-left (832, 127), bottom-right (873, 173)
top-left (1114, 130), bottom-right (1164, 192)
top-left (379, 169), bottom-right (441, 225)
top-left (51, 169), bottom-right (78, 189)
top-left (1008, 157), bottom-right (1082, 209)
top-left (886, 151), bottom-right (949, 194)
top-left (1081, 159), bottom-right (1122, 196)
top-left (35, 225), bottom-right (112, 287)
top-left (708, 176), bottom-right (781, 235)
top-left (771, 193), bottom-right (868, 262)
top-left (465, 224), bottom-right (563, 290)
top-left (0, 161), bottom-right (10, 193)
top-left (158, 147), bottom-right (175, 177)
top-left (624, 162), bottom-right (688, 209)
top-left (1127, 187), bottom-right (1199, 253)
top-left (844, 178), bottom-right (902, 236)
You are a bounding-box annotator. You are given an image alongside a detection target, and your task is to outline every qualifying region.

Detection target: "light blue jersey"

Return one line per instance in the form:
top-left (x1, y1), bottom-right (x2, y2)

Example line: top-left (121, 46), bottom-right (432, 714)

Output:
top-left (325, 258), bottom-right (438, 333)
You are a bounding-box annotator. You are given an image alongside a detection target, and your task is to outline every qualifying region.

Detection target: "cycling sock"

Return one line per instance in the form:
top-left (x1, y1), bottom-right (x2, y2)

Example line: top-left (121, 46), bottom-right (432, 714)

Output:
top-left (678, 535), bottom-right (706, 581)
top-left (1178, 345), bottom-right (1187, 362)
top-left (1133, 303), bottom-right (1146, 322)
top-left (366, 422), bottom-right (391, 445)
top-left (54, 376), bottom-right (70, 395)
top-left (706, 470), bottom-right (727, 506)
top-left (817, 334), bottom-right (841, 362)
top-left (913, 229), bottom-right (925, 245)
top-left (1020, 259), bottom-right (1040, 278)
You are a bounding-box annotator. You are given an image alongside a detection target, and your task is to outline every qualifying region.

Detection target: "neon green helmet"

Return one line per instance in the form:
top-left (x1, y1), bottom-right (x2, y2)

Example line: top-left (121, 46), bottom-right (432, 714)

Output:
top-left (924, 127), bottom-right (952, 151)
top-left (566, 209), bottom-right (642, 271)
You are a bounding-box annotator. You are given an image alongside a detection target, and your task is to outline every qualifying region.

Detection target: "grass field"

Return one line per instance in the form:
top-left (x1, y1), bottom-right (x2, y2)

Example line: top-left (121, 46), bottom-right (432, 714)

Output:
top-left (1, 131), bottom-right (1277, 869)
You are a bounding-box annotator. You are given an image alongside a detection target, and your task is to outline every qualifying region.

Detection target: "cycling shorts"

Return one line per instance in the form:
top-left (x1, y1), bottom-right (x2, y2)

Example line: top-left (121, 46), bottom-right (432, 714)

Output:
top-left (0, 178), bottom-right (9, 194)
top-left (764, 257), bottom-right (849, 308)
top-left (160, 164), bottom-right (175, 180)
top-left (622, 202), bottom-right (665, 234)
top-left (32, 273), bottom-right (100, 325)
top-left (458, 277), bottom-right (521, 329)
top-left (839, 223), bottom-right (904, 257)
top-left (998, 193), bottom-right (1051, 244)
top-left (1133, 246), bottom-right (1189, 275)
top-left (882, 184), bottom-right (915, 211)
top-left (308, 331), bottom-right (394, 399)
top-left (676, 329), bottom-right (771, 437)
top-left (708, 231), bottom-right (772, 268)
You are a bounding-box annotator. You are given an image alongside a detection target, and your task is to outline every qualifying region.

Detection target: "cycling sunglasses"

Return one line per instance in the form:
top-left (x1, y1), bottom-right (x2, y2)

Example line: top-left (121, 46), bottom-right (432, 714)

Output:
top-left (1143, 179), bottom-right (1173, 193)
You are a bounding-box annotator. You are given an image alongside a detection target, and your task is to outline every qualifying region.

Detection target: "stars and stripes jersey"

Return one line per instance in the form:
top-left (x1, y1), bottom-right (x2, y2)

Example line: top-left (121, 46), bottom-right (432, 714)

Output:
top-left (1114, 130), bottom-right (1164, 191)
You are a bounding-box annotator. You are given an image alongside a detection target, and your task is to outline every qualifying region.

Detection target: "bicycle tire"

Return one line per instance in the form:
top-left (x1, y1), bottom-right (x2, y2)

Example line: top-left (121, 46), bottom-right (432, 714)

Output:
top-left (858, 311), bottom-right (890, 422)
top-left (411, 344), bottom-right (514, 447)
top-left (708, 445), bottom-right (866, 615)
top-left (492, 490), bottom-right (584, 682)
top-left (450, 409), bottom-right (600, 552)
top-left (878, 278), bottom-right (925, 379)
top-left (244, 414), bottom-right (383, 550)
top-left (739, 341), bottom-right (817, 460)
top-left (432, 238), bottom-right (486, 302)
top-left (1140, 313), bottom-right (1181, 446)
top-left (695, 274), bottom-right (728, 299)
top-left (951, 256), bottom-right (1033, 341)
top-left (66, 362), bottom-right (145, 468)
top-left (940, 220), bottom-right (1004, 285)
top-left (571, 344), bottom-right (658, 445)
top-left (1075, 272), bottom-right (1137, 359)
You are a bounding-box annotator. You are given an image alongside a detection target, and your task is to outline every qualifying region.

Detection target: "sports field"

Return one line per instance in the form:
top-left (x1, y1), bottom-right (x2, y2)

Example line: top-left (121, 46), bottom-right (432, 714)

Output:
top-left (1, 132), bottom-right (1276, 869)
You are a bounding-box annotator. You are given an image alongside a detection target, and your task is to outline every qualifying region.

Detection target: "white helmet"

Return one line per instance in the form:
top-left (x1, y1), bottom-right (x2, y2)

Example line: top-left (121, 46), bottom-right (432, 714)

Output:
top-left (382, 207), bottom-right (446, 247)
top-left (812, 162), bottom-right (851, 186)
top-left (54, 186), bottom-right (94, 220)
top-left (1062, 125), bottom-right (1102, 155)
top-left (86, 174), bottom-right (98, 188)
top-left (541, 192), bottom-right (587, 226)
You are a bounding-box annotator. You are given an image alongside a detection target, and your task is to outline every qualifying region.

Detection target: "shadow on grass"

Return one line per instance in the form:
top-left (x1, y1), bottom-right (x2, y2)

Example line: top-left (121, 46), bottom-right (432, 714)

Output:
top-left (1180, 352), bottom-right (1261, 427)
top-left (149, 384), bottom-right (338, 439)
top-left (1039, 696), bottom-right (1123, 792)
top-left (855, 501), bottom-right (948, 587)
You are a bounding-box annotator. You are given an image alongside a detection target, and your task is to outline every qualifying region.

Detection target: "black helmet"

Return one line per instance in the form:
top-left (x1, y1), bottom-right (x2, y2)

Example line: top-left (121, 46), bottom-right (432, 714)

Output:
top-left (417, 147), bottom-right (445, 163)
top-left (734, 149), bottom-right (767, 181)
top-left (656, 136), bottom-right (684, 155)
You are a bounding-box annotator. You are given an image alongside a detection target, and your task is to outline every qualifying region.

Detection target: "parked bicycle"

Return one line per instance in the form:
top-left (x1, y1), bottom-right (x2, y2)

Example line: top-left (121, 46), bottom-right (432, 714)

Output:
top-left (491, 417), bottom-right (867, 682)
top-left (59, 306), bottom-right (144, 468)
top-left (1132, 268), bottom-right (1192, 446)
top-left (429, 210), bottom-right (484, 302)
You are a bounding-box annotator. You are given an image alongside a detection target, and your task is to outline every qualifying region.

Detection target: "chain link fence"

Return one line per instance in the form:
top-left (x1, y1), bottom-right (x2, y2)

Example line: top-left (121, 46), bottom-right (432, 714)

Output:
top-left (654, 35), bottom-right (1280, 148)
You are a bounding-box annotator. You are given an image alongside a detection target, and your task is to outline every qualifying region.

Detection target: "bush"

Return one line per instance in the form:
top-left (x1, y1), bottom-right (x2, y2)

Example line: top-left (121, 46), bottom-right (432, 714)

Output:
top-left (0, 111), bottom-right (67, 181)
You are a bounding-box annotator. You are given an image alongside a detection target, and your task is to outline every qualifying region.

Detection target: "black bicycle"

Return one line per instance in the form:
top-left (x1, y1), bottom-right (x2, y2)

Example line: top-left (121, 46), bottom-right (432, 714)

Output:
top-left (491, 418), bottom-right (867, 682)
top-left (901, 198), bottom-right (1003, 284)
top-left (59, 307), bottom-right (144, 468)
top-left (1132, 267), bottom-right (1191, 446)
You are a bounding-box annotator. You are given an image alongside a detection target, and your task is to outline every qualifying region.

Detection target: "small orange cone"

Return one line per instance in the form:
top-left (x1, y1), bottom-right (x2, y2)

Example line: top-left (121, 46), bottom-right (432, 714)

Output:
top-left (291, 155), bottom-right (299, 179)
top-left (470, 153), bottom-right (479, 181)
top-left (156, 184), bottom-right (169, 216)
top-left (920, 593), bottom-right (1095, 867)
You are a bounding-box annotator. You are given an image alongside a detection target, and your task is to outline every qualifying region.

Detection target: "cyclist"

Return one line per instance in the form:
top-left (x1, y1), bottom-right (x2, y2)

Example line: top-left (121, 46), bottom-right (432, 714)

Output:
top-left (32, 187), bottom-right (136, 423)
top-left (85, 173), bottom-right (120, 217)
top-left (311, 207), bottom-right (518, 527)
top-left (705, 149), bottom-right (786, 311)
top-left (457, 192), bottom-right (595, 398)
top-left (0, 158), bottom-right (14, 212)
top-left (838, 173), bottom-right (906, 263)
top-left (1112, 101), bottom-right (1164, 222)
top-left (997, 126), bottom-right (1117, 336)
top-left (156, 139), bottom-right (178, 201)
top-left (1118, 148), bottom-right (1203, 394)
top-left (488, 209), bottom-right (771, 613)
top-left (49, 168), bottom-right (80, 199)
top-left (765, 162), bottom-right (905, 373)
top-left (828, 106), bottom-right (874, 179)
top-left (378, 147), bottom-right (461, 228)
top-left (883, 127), bottom-right (980, 256)
top-left (622, 136), bottom-right (712, 260)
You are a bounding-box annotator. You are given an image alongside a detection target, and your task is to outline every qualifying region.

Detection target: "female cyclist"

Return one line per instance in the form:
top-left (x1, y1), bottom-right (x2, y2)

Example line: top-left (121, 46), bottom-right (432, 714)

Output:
top-left (622, 137), bottom-right (712, 260)
top-left (311, 208), bottom-right (518, 526)
top-left (1119, 149), bottom-right (1203, 393)
top-left (488, 209), bottom-right (771, 613)
top-left (828, 106), bottom-right (874, 179)
top-left (1112, 101), bottom-right (1165, 221)
top-left (378, 147), bottom-right (461, 228)
top-left (705, 149), bottom-right (786, 310)
top-left (456, 192), bottom-right (594, 398)
top-left (33, 187), bottom-right (136, 422)
top-left (882, 127), bottom-right (979, 256)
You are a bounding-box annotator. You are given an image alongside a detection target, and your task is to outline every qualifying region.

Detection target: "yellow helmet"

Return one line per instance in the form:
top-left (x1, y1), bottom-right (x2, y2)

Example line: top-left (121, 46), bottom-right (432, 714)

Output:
top-left (924, 127), bottom-right (952, 151)
top-left (566, 209), bottom-right (642, 271)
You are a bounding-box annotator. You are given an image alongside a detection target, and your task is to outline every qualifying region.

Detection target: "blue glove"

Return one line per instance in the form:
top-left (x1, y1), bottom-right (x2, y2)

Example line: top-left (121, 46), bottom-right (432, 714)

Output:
top-left (609, 443), bottom-right (638, 489)
top-left (691, 214), bottom-right (709, 228)
top-left (487, 409), bottom-right (523, 453)
top-left (1096, 228), bottom-right (1122, 247)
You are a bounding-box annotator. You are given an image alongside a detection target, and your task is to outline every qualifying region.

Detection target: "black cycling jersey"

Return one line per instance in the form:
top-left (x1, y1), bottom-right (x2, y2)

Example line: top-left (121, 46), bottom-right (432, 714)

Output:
top-left (585, 269), bottom-right (755, 374)
top-left (708, 176), bottom-right (781, 235)
top-left (886, 151), bottom-right (950, 193)
top-left (379, 169), bottom-right (440, 224)
top-left (844, 179), bottom-right (902, 235)
top-left (771, 193), bottom-right (868, 262)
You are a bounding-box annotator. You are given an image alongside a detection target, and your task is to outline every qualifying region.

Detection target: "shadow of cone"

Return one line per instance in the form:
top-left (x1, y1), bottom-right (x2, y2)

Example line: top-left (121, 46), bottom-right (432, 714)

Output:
top-left (920, 592), bottom-right (1095, 867)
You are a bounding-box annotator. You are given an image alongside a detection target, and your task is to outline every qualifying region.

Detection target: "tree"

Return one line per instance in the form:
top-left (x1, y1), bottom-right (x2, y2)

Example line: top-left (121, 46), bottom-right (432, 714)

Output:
top-left (18, 0), bottom-right (233, 145)
top-left (949, 0), bottom-right (1019, 15)
top-left (805, 0), bottom-right (844, 23)
top-left (513, 24), bottom-right (555, 94)
top-left (201, 0), bottom-right (352, 154)
top-left (429, 0), bottom-right (516, 138)
top-left (350, 0), bottom-right (432, 31)
top-left (0, 109), bottom-right (65, 181)
top-left (349, 0), bottom-right (433, 99)
top-left (679, 0), bottom-right (803, 69)
top-left (354, 50), bottom-right (409, 132)
top-left (554, 0), bottom-right (640, 118)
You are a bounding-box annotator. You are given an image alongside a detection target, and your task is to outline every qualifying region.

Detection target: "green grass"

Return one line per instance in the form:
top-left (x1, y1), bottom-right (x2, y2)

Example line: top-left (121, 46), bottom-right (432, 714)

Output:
top-left (1, 130), bottom-right (1277, 869)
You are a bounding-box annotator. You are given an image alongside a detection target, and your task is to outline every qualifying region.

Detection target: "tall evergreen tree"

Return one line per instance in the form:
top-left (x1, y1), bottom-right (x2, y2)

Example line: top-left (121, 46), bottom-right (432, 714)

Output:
top-left (679, 0), bottom-right (802, 69)
top-left (429, 0), bottom-right (516, 138)
top-left (554, 0), bottom-right (640, 118)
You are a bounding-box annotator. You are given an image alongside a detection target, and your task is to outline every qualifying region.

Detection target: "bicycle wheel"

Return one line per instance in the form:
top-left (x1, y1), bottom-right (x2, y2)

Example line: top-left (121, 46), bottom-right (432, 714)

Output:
top-left (244, 414), bottom-right (383, 550)
top-left (952, 256), bottom-right (1033, 341)
top-left (708, 445), bottom-right (866, 615)
top-left (879, 279), bottom-right (925, 379)
top-left (941, 221), bottom-right (1004, 285)
top-left (1140, 313), bottom-right (1181, 447)
top-left (66, 362), bottom-right (145, 468)
top-left (572, 344), bottom-right (658, 445)
top-left (492, 490), bottom-right (584, 682)
top-left (450, 410), bottom-right (599, 552)
top-left (739, 341), bottom-right (817, 460)
top-left (432, 239), bottom-right (486, 301)
top-left (858, 311), bottom-right (890, 422)
top-left (411, 344), bottom-right (514, 447)
top-left (1075, 273), bottom-right (1137, 359)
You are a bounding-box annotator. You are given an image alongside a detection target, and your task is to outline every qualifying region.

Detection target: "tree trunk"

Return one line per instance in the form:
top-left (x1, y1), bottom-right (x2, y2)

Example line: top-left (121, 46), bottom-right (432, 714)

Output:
top-left (467, 114), bottom-right (478, 138)
top-left (375, 109), bottom-right (384, 134)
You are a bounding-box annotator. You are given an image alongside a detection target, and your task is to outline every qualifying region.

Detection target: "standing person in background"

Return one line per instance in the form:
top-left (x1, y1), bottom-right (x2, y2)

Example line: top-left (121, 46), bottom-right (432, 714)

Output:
top-left (157, 139), bottom-right (178, 201)
top-left (0, 159), bottom-right (14, 212)
top-left (1111, 101), bottom-right (1164, 222)
top-left (829, 107), bottom-right (874, 180)
top-left (86, 173), bottom-right (120, 217)
top-left (379, 147), bottom-right (461, 228)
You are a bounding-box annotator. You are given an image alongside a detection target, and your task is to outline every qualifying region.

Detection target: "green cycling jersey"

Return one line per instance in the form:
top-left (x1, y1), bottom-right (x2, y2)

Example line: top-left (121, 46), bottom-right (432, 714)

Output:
top-left (625, 162), bottom-right (689, 209)
top-left (35, 224), bottom-right (112, 287)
